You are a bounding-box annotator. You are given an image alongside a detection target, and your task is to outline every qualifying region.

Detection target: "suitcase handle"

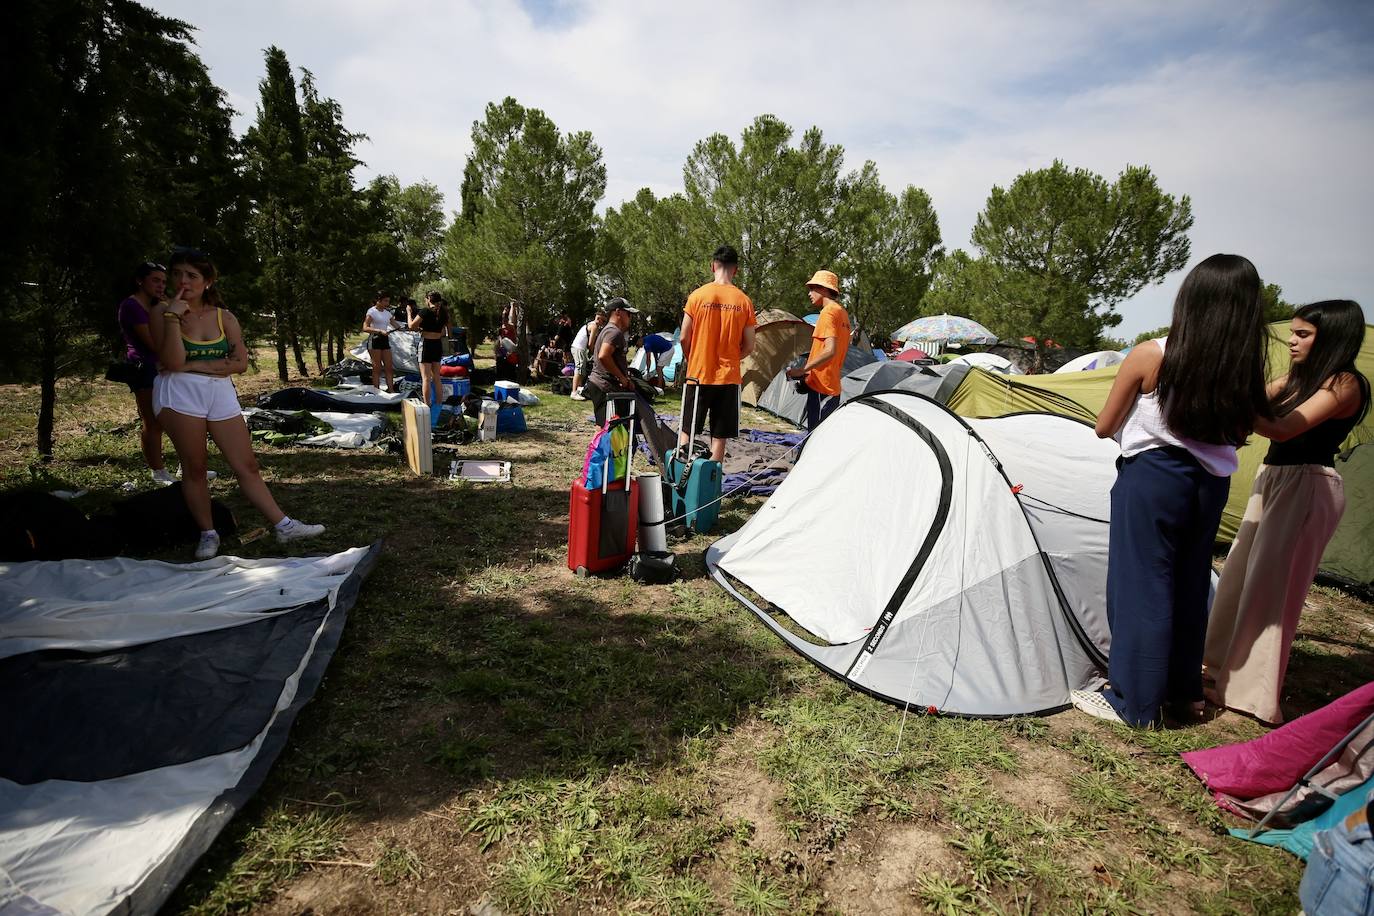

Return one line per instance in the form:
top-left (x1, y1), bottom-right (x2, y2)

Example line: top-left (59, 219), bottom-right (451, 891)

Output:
top-left (681, 376), bottom-right (704, 460)
top-left (604, 393), bottom-right (637, 494)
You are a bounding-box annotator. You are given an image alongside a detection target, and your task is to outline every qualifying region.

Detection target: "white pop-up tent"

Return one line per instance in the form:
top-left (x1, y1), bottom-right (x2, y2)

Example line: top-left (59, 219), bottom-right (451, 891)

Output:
top-left (707, 390), bottom-right (1117, 716)
top-left (0, 545), bottom-right (380, 914)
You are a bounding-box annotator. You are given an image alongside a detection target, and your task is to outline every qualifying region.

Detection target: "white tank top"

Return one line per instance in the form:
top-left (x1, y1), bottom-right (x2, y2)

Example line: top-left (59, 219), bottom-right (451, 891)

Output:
top-left (1115, 338), bottom-right (1238, 477)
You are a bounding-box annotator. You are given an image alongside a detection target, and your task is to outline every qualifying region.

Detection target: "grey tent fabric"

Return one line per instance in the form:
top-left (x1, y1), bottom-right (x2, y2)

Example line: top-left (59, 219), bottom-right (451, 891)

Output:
top-left (0, 545), bottom-right (380, 916)
top-left (755, 345), bottom-right (879, 427)
top-left (707, 392), bottom-right (1116, 716)
top-left (839, 361), bottom-right (969, 404)
top-left (350, 330), bottom-right (424, 375)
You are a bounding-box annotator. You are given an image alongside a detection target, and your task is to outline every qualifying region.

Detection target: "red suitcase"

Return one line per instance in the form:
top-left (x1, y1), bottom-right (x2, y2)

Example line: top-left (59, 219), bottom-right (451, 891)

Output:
top-left (568, 393), bottom-right (639, 576)
top-left (567, 477), bottom-right (640, 576)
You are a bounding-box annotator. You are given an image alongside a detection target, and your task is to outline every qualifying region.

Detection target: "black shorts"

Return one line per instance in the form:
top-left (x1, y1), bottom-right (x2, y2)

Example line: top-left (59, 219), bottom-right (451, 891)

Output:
top-left (126, 361), bottom-right (158, 393)
top-left (370, 334), bottom-right (391, 350)
top-left (685, 384), bottom-right (740, 440)
top-left (420, 338), bottom-right (442, 363)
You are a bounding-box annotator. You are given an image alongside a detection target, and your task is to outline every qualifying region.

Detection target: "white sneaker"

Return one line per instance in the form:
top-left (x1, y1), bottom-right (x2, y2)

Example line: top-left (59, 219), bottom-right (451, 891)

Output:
top-left (1069, 689), bottom-right (1127, 725)
top-left (570, 391), bottom-right (586, 401)
top-left (195, 531), bottom-right (221, 560)
top-left (177, 467), bottom-right (218, 481)
top-left (151, 469), bottom-right (176, 486)
top-left (276, 519), bottom-right (326, 544)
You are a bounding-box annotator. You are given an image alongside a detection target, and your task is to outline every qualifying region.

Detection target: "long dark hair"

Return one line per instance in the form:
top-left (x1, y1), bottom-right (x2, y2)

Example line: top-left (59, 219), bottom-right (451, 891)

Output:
top-left (1156, 253), bottom-right (1271, 446)
top-left (168, 249), bottom-right (224, 310)
top-left (1273, 300), bottom-right (1369, 425)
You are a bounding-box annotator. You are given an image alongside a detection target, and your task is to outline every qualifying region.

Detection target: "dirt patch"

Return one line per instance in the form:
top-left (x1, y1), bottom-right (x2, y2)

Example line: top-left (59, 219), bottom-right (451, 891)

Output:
top-left (820, 822), bottom-right (956, 915)
top-left (994, 742), bottom-right (1075, 812)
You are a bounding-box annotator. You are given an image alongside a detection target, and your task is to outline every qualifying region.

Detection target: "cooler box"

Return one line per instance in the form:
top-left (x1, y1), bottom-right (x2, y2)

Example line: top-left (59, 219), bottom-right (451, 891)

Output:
top-left (665, 451), bottom-right (722, 534)
top-left (496, 404), bottom-right (526, 434)
top-left (567, 477), bottom-right (640, 575)
top-left (442, 378), bottom-right (471, 400)
top-left (494, 380), bottom-right (521, 402)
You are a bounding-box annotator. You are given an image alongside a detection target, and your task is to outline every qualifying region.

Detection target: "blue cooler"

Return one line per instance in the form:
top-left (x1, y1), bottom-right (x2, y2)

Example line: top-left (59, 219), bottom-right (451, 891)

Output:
top-left (496, 404), bottom-right (526, 434)
top-left (494, 380), bottom-right (521, 402)
top-left (442, 378), bottom-right (471, 400)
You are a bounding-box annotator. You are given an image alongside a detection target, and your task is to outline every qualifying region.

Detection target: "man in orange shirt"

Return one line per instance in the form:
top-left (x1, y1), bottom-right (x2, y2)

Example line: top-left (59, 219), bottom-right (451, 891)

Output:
top-left (679, 245), bottom-right (757, 461)
top-left (785, 269), bottom-right (850, 431)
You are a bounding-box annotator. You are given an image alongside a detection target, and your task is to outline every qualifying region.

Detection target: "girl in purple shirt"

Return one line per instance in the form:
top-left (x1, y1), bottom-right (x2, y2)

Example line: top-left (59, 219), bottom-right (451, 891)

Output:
top-left (117, 262), bottom-right (174, 483)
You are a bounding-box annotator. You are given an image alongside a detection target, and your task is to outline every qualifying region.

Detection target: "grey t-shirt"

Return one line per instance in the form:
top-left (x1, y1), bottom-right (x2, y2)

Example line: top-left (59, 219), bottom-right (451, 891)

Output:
top-left (587, 325), bottom-right (629, 391)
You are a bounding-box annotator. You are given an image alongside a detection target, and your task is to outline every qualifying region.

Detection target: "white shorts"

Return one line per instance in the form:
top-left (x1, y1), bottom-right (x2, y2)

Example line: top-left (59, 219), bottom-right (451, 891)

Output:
top-left (153, 372), bottom-right (242, 422)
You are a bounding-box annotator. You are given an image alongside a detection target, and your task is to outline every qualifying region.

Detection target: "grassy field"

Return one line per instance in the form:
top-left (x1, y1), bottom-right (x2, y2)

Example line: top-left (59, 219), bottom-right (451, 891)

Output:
top-left (2, 346), bottom-right (1371, 915)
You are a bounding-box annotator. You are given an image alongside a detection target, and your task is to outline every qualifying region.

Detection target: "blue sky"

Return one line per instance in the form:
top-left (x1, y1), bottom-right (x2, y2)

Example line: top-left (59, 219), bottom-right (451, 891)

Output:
top-left (156, 0), bottom-right (1374, 337)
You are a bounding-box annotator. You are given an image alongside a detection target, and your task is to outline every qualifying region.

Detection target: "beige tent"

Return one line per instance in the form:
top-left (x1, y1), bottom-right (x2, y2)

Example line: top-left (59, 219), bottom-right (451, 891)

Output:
top-left (740, 310), bottom-right (813, 405)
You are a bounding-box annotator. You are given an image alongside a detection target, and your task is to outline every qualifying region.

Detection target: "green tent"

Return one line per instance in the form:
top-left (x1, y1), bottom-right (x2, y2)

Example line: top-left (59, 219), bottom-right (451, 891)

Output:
top-left (944, 322), bottom-right (1374, 587)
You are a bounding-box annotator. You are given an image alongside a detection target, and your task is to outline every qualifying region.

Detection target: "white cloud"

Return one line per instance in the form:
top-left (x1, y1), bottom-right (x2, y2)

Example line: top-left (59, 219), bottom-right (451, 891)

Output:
top-left (156, 0), bottom-right (1374, 336)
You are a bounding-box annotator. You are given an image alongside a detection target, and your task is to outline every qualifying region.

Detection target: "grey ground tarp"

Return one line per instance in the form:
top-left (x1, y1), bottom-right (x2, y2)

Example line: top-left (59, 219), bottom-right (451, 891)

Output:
top-left (0, 544), bottom-right (380, 915)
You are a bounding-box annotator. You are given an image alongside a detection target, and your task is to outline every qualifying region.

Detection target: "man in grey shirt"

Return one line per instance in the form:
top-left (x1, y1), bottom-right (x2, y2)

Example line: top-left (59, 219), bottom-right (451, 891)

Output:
top-left (584, 298), bottom-right (638, 426)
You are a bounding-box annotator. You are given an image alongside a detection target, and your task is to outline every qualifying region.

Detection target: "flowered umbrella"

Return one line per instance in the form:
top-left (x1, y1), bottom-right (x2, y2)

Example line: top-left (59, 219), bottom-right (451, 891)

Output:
top-left (891, 314), bottom-right (997, 345)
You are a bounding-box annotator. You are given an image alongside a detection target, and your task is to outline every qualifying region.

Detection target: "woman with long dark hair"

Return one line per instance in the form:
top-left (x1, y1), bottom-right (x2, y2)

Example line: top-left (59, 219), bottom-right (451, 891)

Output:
top-left (408, 291), bottom-right (448, 410)
top-left (149, 249), bottom-right (325, 560)
top-left (117, 261), bottom-right (173, 483)
top-left (1204, 300), bottom-right (1369, 723)
top-left (1072, 253), bottom-right (1272, 727)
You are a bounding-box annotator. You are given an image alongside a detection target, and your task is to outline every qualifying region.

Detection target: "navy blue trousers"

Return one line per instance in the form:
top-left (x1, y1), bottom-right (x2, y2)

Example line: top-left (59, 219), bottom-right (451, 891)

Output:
top-left (1104, 447), bottom-right (1229, 726)
top-left (804, 385), bottom-right (838, 432)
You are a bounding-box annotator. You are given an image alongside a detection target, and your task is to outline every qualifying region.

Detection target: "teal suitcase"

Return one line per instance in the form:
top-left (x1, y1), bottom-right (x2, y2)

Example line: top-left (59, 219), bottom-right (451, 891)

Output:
top-left (665, 379), bottom-right (723, 534)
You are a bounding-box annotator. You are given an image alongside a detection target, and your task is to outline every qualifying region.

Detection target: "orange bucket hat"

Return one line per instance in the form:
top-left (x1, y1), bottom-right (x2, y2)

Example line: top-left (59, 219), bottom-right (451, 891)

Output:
top-left (805, 269), bottom-right (840, 296)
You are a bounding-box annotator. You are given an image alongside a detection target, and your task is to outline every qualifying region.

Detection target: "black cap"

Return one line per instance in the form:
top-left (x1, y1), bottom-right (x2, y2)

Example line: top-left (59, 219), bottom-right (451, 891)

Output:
top-left (712, 245), bottom-right (739, 267)
top-left (607, 297), bottom-right (639, 314)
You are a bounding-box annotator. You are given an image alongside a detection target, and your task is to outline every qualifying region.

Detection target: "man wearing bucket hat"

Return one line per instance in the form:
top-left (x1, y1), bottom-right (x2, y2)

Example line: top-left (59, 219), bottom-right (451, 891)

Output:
top-left (584, 297), bottom-right (640, 426)
top-left (786, 269), bottom-right (851, 431)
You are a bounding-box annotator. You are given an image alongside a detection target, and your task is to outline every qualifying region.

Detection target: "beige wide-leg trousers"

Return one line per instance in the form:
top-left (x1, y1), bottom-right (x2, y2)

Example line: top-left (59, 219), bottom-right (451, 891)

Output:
top-left (1203, 463), bottom-right (1345, 724)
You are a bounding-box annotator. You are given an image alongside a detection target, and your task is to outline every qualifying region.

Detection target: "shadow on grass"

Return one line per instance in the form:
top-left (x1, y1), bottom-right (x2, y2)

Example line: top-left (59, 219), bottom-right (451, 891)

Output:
top-left (1281, 637), bottom-right (1374, 720)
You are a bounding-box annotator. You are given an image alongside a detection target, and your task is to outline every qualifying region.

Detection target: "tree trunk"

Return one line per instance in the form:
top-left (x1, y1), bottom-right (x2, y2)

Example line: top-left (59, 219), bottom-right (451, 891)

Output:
top-left (289, 319), bottom-right (309, 378)
top-left (274, 305), bottom-right (289, 383)
top-left (36, 309), bottom-right (57, 460)
top-left (313, 332), bottom-right (324, 373)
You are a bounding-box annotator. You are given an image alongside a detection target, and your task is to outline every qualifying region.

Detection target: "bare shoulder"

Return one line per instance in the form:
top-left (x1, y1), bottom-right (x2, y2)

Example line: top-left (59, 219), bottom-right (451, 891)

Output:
top-left (221, 309), bottom-right (243, 333)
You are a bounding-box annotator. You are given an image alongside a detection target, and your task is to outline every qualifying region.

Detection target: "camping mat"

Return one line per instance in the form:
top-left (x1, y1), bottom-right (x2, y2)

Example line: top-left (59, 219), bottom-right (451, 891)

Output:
top-left (1231, 778), bottom-right (1374, 860)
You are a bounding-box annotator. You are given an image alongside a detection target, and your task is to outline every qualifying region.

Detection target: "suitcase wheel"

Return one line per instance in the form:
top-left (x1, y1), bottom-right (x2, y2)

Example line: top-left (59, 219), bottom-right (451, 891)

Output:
top-left (575, 566), bottom-right (589, 579)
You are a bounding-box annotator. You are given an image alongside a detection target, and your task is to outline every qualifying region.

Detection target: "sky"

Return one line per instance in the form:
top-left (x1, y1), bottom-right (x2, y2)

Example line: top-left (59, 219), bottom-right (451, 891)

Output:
top-left (154, 0), bottom-right (1374, 338)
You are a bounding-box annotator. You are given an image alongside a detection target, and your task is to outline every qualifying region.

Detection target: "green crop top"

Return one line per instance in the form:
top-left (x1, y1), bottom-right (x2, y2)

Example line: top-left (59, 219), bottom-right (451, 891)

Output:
top-left (182, 309), bottom-right (229, 362)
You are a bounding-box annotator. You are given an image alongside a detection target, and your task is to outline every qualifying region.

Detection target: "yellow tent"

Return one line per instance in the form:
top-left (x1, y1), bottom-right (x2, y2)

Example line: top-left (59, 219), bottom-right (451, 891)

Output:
top-left (945, 322), bottom-right (1374, 586)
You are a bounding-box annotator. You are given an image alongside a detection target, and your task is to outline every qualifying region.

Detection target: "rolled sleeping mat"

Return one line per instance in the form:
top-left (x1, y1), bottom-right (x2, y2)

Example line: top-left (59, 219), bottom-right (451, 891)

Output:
top-left (636, 472), bottom-right (668, 553)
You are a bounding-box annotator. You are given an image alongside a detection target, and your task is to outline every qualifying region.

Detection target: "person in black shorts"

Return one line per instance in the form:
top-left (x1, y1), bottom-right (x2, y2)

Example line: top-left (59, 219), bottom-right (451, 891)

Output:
top-left (408, 292), bottom-right (449, 409)
top-left (679, 245), bottom-right (757, 461)
top-left (363, 291), bottom-right (398, 391)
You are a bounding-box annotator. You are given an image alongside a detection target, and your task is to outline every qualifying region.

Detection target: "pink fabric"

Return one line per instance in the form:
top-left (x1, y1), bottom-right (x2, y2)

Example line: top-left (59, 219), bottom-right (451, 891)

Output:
top-left (1182, 681), bottom-right (1374, 799)
top-left (894, 348), bottom-right (928, 362)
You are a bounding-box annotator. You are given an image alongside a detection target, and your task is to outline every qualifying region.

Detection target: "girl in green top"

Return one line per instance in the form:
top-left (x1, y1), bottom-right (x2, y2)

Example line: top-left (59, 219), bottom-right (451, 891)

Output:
top-left (150, 249), bottom-right (325, 560)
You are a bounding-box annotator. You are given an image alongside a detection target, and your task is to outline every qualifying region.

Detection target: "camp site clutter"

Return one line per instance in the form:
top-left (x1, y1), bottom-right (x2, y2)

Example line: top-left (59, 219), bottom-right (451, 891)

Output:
top-left (4, 258), bottom-right (1373, 912)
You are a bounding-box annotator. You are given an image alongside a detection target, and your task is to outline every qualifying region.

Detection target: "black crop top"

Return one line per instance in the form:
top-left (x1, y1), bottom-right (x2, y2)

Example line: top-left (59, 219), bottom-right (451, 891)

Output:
top-left (416, 306), bottom-right (444, 333)
top-left (1265, 410), bottom-right (1360, 467)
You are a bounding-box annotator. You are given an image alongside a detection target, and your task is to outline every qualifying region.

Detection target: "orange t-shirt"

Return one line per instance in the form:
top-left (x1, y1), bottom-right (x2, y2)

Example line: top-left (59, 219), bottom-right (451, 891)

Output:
top-left (683, 282), bottom-right (757, 386)
top-left (806, 300), bottom-right (851, 396)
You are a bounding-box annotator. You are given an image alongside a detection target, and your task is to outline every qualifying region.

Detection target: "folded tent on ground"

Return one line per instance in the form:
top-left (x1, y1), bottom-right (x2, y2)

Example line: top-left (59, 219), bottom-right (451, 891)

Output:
top-left (707, 390), bottom-right (1116, 716)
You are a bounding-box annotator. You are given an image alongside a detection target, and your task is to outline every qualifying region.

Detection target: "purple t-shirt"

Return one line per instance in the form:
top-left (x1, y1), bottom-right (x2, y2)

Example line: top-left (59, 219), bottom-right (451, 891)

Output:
top-left (118, 296), bottom-right (156, 364)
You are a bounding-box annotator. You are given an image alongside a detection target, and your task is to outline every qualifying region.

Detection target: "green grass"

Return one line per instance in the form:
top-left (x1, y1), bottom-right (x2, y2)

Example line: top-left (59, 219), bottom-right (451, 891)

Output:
top-left (4, 351), bottom-right (1363, 914)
